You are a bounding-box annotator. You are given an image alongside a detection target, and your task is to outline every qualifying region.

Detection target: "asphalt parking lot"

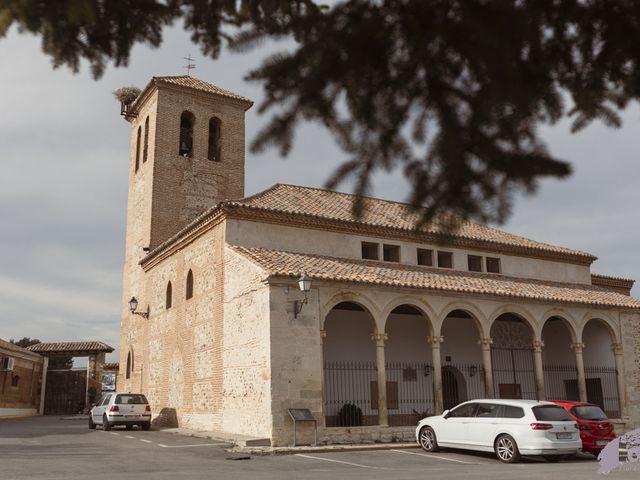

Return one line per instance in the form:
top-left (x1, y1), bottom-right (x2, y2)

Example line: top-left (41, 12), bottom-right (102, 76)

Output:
top-left (0, 416), bottom-right (633, 479)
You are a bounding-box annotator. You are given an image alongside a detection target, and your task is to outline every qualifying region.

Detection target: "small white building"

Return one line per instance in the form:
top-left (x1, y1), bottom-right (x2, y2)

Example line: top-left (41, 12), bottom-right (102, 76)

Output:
top-left (117, 75), bottom-right (640, 446)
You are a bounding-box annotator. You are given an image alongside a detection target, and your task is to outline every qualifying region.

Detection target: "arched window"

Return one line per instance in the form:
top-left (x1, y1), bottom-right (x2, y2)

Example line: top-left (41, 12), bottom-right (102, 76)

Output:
top-left (143, 116), bottom-right (149, 162)
top-left (126, 352), bottom-right (132, 379)
top-left (208, 117), bottom-right (221, 161)
top-left (135, 126), bottom-right (141, 172)
top-left (166, 281), bottom-right (173, 309)
top-left (186, 269), bottom-right (194, 300)
top-left (179, 111), bottom-right (195, 157)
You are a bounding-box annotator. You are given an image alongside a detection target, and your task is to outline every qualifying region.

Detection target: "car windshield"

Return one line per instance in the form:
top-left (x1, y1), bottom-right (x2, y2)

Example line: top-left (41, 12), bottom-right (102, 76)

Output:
top-left (115, 394), bottom-right (148, 405)
top-left (532, 405), bottom-right (573, 421)
top-left (571, 405), bottom-right (608, 421)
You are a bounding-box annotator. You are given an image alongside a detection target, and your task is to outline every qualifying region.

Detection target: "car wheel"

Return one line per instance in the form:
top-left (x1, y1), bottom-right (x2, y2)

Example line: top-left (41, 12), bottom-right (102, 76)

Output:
top-left (142, 421), bottom-right (151, 431)
top-left (89, 416), bottom-right (96, 430)
top-left (103, 415), bottom-right (112, 431)
top-left (419, 426), bottom-right (439, 452)
top-left (125, 425), bottom-right (133, 431)
top-left (543, 455), bottom-right (562, 462)
top-left (494, 434), bottom-right (520, 463)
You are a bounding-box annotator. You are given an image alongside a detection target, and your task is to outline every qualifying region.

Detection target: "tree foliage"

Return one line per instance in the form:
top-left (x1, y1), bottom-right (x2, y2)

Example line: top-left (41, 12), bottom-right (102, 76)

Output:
top-left (10, 337), bottom-right (40, 348)
top-left (3, 0), bottom-right (640, 224)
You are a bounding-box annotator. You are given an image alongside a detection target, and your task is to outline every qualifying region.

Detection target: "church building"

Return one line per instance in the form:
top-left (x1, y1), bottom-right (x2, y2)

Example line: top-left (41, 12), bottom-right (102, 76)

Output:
top-left (117, 75), bottom-right (640, 446)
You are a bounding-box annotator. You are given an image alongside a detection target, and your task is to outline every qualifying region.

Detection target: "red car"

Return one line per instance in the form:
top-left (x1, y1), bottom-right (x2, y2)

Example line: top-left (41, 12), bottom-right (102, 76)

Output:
top-left (548, 400), bottom-right (616, 455)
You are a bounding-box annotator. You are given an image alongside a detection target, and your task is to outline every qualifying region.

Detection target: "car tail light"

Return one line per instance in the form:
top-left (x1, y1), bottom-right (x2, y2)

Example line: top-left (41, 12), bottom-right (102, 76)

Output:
top-left (108, 405), bottom-right (119, 412)
top-left (578, 423), bottom-right (591, 431)
top-left (145, 405), bottom-right (151, 412)
top-left (530, 423), bottom-right (553, 430)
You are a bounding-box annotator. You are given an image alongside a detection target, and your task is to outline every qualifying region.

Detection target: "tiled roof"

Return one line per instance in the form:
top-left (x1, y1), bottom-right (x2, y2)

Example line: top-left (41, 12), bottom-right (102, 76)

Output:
top-left (225, 184), bottom-right (596, 263)
top-left (154, 76), bottom-right (253, 106)
top-left (0, 338), bottom-right (42, 358)
top-left (27, 342), bottom-right (114, 354)
top-left (103, 363), bottom-right (119, 371)
top-left (230, 246), bottom-right (640, 310)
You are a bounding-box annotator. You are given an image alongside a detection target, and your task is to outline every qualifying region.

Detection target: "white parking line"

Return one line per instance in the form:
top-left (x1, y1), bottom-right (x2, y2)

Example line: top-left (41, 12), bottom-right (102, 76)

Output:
top-left (140, 439), bottom-right (153, 444)
top-left (295, 454), bottom-right (390, 470)
top-left (124, 435), bottom-right (135, 439)
top-left (390, 449), bottom-right (481, 465)
top-left (157, 443), bottom-right (229, 448)
top-left (109, 432), bottom-right (120, 436)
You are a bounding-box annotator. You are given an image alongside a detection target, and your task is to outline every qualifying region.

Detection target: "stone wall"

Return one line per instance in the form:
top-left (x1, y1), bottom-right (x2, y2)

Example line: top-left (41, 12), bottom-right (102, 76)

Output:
top-left (222, 247), bottom-right (272, 438)
top-left (621, 311), bottom-right (640, 427)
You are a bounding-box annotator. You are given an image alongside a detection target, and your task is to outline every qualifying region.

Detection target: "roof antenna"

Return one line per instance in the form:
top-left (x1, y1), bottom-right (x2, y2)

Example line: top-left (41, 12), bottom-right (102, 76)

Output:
top-left (184, 54), bottom-right (196, 76)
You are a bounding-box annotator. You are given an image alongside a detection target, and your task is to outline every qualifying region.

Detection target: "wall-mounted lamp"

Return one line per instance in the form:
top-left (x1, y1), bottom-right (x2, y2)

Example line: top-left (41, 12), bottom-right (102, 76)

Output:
top-left (128, 297), bottom-right (149, 319)
top-left (469, 365), bottom-right (477, 377)
top-left (423, 364), bottom-right (434, 377)
top-left (293, 274), bottom-right (312, 318)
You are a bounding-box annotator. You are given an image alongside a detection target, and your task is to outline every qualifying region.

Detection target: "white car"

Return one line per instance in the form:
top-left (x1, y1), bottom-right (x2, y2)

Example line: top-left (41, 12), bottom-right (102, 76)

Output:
top-left (415, 399), bottom-right (581, 463)
top-left (89, 392), bottom-right (151, 431)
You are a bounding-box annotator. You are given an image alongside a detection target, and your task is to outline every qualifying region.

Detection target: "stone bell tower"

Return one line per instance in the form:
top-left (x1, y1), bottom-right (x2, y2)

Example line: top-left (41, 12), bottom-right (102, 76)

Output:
top-left (121, 76), bottom-right (253, 254)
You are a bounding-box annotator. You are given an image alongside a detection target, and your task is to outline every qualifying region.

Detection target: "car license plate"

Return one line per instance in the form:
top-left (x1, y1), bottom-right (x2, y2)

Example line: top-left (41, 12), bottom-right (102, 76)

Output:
top-left (556, 433), bottom-right (572, 439)
top-left (596, 440), bottom-right (609, 446)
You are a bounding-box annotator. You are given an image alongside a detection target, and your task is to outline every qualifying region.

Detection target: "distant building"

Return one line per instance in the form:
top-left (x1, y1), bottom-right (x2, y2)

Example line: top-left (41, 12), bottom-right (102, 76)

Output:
top-left (118, 76), bottom-right (640, 446)
top-left (0, 339), bottom-right (46, 417)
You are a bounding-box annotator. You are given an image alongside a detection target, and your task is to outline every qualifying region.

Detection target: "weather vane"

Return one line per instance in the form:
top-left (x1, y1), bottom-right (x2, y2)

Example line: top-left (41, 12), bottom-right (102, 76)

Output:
top-left (184, 54), bottom-right (196, 76)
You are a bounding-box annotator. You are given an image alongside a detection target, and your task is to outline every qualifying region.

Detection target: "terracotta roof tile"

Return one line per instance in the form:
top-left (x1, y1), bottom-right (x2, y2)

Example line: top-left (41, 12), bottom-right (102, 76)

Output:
top-left (27, 341), bottom-right (114, 354)
top-left (230, 246), bottom-right (640, 310)
top-left (154, 75), bottom-right (253, 106)
top-left (227, 184), bottom-right (596, 262)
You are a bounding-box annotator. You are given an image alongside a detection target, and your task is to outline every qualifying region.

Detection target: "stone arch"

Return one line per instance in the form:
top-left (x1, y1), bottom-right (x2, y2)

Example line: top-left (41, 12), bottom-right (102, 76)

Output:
top-left (380, 296), bottom-right (436, 335)
top-left (578, 314), bottom-right (619, 344)
top-left (179, 110), bottom-right (195, 157)
top-left (321, 291), bottom-right (380, 330)
top-left (488, 304), bottom-right (537, 340)
top-left (437, 301), bottom-right (487, 338)
top-left (540, 310), bottom-right (578, 344)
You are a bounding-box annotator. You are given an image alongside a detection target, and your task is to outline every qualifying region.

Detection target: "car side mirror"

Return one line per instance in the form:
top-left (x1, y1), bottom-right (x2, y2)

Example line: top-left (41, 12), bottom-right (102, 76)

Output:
top-left (442, 409), bottom-right (450, 419)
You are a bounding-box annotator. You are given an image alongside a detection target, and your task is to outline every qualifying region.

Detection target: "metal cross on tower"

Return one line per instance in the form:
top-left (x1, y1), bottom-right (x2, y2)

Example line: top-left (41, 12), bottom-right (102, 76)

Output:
top-left (184, 54), bottom-right (196, 76)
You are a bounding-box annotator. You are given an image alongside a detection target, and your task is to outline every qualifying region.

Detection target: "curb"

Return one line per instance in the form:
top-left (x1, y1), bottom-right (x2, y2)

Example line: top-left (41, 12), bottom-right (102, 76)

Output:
top-left (232, 442), bottom-right (420, 456)
top-left (0, 413), bottom-right (40, 420)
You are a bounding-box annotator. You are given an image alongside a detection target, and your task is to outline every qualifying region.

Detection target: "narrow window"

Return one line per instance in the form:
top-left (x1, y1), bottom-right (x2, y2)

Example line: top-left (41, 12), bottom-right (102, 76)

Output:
top-left (143, 116), bottom-right (149, 163)
top-left (437, 251), bottom-right (453, 268)
top-left (417, 248), bottom-right (433, 266)
top-left (486, 257), bottom-right (501, 273)
top-left (135, 126), bottom-right (141, 172)
top-left (361, 242), bottom-right (379, 260)
top-left (11, 375), bottom-right (19, 387)
top-left (468, 255), bottom-right (483, 272)
top-left (126, 352), bottom-right (131, 379)
top-left (186, 269), bottom-right (194, 300)
top-left (179, 111), bottom-right (195, 157)
top-left (166, 281), bottom-right (173, 309)
top-left (208, 117), bottom-right (222, 161)
top-left (383, 244), bottom-right (400, 262)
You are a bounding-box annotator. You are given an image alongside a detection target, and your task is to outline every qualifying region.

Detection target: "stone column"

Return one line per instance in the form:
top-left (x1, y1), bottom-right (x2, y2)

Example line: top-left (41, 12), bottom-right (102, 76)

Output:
top-left (429, 335), bottom-right (444, 413)
top-left (372, 333), bottom-right (388, 426)
top-left (532, 340), bottom-right (545, 400)
top-left (612, 342), bottom-right (627, 418)
top-left (478, 337), bottom-right (494, 398)
top-left (320, 330), bottom-right (327, 427)
top-left (571, 342), bottom-right (588, 402)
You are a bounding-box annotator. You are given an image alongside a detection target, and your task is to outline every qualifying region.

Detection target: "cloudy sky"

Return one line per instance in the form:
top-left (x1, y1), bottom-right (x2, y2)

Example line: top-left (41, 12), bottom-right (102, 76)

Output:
top-left (1, 24), bottom-right (638, 365)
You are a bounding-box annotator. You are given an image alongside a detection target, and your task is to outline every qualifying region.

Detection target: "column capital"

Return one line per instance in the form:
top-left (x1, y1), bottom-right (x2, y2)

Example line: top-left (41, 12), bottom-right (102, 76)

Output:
top-left (571, 342), bottom-right (585, 353)
top-left (478, 337), bottom-right (493, 350)
top-left (532, 340), bottom-right (545, 352)
top-left (320, 329), bottom-right (327, 341)
top-left (371, 333), bottom-right (388, 345)
top-left (427, 335), bottom-right (444, 347)
top-left (611, 342), bottom-right (624, 355)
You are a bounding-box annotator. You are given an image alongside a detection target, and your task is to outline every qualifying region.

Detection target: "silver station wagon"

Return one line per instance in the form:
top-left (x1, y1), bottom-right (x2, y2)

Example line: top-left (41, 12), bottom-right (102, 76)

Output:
top-left (89, 392), bottom-right (151, 431)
